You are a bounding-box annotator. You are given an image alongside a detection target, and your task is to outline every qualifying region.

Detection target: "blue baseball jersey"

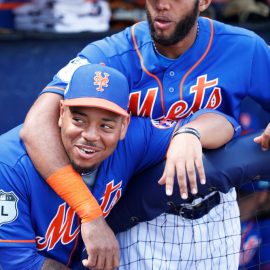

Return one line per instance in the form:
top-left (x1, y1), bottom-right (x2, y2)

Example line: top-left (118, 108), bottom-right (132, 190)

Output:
top-left (0, 117), bottom-right (174, 269)
top-left (43, 17), bottom-right (270, 125)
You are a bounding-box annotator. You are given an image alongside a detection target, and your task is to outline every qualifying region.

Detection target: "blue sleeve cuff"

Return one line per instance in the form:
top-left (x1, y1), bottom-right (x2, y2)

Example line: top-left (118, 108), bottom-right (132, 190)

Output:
top-left (180, 109), bottom-right (242, 138)
top-left (0, 247), bottom-right (45, 270)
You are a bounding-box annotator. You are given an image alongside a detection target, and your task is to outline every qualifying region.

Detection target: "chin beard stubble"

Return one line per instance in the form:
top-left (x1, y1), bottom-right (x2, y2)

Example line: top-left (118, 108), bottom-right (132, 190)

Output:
top-left (70, 160), bottom-right (97, 175)
top-left (147, 0), bottom-right (199, 46)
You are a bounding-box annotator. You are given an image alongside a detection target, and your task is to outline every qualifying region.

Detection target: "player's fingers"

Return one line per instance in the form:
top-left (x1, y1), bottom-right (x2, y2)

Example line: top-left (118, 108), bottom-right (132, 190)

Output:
top-left (112, 251), bottom-right (120, 269)
top-left (158, 171), bottom-right (166, 185)
top-left (164, 162), bottom-right (175, 196)
top-left (185, 160), bottom-right (197, 195)
top-left (82, 259), bottom-right (91, 269)
top-left (195, 158), bottom-right (206, 185)
top-left (102, 246), bottom-right (119, 270)
top-left (260, 129), bottom-right (270, 151)
top-left (83, 252), bottom-right (98, 269)
top-left (176, 162), bottom-right (188, 199)
top-left (253, 136), bottom-right (261, 144)
top-left (103, 254), bottom-right (114, 270)
top-left (93, 253), bottom-right (106, 270)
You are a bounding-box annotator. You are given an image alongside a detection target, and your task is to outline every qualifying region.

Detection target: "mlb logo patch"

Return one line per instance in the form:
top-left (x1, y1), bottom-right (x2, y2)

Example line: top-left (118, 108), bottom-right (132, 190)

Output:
top-left (0, 190), bottom-right (19, 226)
top-left (151, 118), bottom-right (176, 129)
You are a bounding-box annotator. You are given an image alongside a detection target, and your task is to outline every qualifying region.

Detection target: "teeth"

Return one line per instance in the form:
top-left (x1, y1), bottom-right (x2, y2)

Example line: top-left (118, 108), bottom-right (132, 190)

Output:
top-left (81, 148), bottom-right (95, 154)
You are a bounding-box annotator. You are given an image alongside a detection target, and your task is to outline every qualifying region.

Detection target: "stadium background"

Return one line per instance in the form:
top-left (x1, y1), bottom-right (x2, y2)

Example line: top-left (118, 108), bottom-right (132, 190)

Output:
top-left (1, 0), bottom-right (270, 134)
top-left (1, 0), bottom-right (270, 268)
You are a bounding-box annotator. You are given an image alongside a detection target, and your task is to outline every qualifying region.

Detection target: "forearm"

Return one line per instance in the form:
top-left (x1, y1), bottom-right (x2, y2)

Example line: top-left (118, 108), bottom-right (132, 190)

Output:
top-left (184, 112), bottom-right (235, 149)
top-left (20, 93), bottom-right (69, 178)
top-left (42, 258), bottom-right (70, 270)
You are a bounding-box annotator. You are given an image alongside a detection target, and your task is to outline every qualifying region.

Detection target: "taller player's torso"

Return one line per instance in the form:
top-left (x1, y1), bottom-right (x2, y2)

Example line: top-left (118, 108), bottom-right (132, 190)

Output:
top-left (84, 17), bottom-right (259, 121)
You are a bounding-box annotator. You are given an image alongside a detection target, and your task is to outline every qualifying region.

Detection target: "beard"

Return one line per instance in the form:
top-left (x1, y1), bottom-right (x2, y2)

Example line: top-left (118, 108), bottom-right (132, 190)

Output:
top-left (71, 160), bottom-right (97, 175)
top-left (147, 0), bottom-right (199, 46)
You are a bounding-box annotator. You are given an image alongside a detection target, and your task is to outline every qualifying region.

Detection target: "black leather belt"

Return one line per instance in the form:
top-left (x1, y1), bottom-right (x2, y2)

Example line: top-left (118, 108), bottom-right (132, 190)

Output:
top-left (166, 192), bottom-right (221, 220)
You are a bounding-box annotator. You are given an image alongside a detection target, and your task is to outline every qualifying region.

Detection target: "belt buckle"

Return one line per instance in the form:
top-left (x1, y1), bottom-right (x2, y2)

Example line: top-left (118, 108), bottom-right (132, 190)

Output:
top-left (166, 192), bottom-right (219, 220)
top-left (179, 192), bottom-right (218, 219)
top-left (178, 205), bottom-right (195, 219)
top-left (182, 197), bottom-right (203, 210)
top-left (191, 200), bottom-right (203, 209)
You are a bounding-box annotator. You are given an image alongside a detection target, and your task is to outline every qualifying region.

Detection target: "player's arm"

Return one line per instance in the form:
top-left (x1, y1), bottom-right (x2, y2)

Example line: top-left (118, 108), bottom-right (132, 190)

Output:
top-left (159, 110), bottom-right (240, 199)
top-left (21, 91), bottom-right (120, 269)
top-left (0, 247), bottom-right (70, 270)
top-left (42, 258), bottom-right (70, 270)
top-left (0, 163), bottom-right (68, 270)
top-left (21, 92), bottom-right (103, 219)
top-left (107, 130), bottom-right (270, 234)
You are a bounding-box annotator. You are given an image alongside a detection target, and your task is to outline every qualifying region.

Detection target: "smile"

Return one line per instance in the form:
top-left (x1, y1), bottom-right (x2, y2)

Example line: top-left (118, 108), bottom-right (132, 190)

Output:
top-left (80, 147), bottom-right (96, 154)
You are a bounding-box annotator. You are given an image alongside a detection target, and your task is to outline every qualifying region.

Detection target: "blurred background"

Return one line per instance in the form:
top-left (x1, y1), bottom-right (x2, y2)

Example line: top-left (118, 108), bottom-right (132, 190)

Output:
top-left (1, 1), bottom-right (270, 268)
top-left (0, 0), bottom-right (270, 134)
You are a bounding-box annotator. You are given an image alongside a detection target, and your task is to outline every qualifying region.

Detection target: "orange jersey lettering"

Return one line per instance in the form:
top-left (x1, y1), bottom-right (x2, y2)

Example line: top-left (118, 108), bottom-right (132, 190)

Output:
top-left (36, 203), bottom-right (80, 251)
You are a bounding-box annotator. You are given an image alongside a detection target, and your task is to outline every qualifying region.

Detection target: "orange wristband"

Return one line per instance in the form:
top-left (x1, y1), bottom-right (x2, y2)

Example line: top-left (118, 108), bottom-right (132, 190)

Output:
top-left (46, 165), bottom-right (103, 223)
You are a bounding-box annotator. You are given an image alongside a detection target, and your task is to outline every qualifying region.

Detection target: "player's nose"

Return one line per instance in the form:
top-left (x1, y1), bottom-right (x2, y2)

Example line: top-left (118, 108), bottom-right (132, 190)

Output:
top-left (155, 0), bottom-right (170, 11)
top-left (81, 126), bottom-right (100, 142)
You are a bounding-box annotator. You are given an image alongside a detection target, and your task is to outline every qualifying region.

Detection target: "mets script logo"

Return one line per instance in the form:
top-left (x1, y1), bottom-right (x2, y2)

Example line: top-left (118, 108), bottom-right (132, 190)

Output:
top-left (129, 74), bottom-right (222, 119)
top-left (94, 71), bottom-right (110, 92)
top-left (36, 203), bottom-right (80, 251)
top-left (100, 180), bottom-right (122, 218)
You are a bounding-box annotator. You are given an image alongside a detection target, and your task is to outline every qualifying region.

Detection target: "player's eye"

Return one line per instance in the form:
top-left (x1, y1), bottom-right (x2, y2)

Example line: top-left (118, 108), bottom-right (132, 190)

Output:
top-left (72, 117), bottom-right (85, 124)
top-left (101, 124), bottom-right (113, 130)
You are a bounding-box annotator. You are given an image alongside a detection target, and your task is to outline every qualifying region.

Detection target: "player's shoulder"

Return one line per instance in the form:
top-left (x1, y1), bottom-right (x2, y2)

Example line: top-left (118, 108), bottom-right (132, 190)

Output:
top-left (199, 17), bottom-right (260, 43)
top-left (205, 17), bottom-right (260, 42)
top-left (121, 116), bottom-right (150, 143)
top-left (0, 125), bottom-right (29, 168)
top-left (83, 21), bottom-right (151, 58)
top-left (125, 116), bottom-right (175, 139)
top-left (126, 116), bottom-right (149, 133)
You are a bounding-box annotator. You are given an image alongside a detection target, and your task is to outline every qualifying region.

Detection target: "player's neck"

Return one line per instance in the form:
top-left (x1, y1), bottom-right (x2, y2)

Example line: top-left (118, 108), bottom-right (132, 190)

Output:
top-left (154, 23), bottom-right (199, 59)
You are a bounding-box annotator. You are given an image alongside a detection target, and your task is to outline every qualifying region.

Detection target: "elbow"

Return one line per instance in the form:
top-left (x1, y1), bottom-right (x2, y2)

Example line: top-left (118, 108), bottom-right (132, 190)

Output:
top-left (20, 120), bottom-right (33, 147)
top-left (203, 124), bottom-right (234, 149)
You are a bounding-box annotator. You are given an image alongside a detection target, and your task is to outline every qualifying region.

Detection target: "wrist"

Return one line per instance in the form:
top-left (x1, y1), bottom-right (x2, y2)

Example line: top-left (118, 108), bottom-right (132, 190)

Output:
top-left (173, 127), bottom-right (201, 141)
top-left (46, 165), bottom-right (103, 223)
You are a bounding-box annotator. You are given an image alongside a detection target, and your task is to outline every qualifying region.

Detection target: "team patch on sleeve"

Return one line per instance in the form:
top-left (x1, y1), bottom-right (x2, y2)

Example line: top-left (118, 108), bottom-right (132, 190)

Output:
top-left (56, 57), bottom-right (90, 83)
top-left (151, 118), bottom-right (177, 129)
top-left (0, 190), bottom-right (19, 226)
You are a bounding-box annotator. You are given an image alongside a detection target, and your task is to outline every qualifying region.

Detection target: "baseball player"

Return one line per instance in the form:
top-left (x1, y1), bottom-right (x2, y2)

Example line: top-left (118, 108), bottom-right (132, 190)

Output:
top-left (0, 64), bottom-right (236, 270)
top-left (106, 129), bottom-right (270, 233)
top-left (20, 0), bottom-right (270, 268)
top-left (0, 63), bottom-right (179, 269)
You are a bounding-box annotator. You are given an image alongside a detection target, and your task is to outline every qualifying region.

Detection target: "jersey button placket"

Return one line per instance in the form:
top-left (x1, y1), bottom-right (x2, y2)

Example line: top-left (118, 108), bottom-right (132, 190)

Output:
top-left (169, 71), bottom-right (175, 77)
top-left (168, 70), bottom-right (175, 92)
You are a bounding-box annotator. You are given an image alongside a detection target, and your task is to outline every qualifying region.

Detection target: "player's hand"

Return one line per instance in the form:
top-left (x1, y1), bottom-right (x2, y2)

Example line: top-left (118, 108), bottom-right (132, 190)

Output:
top-left (254, 123), bottom-right (270, 151)
top-left (81, 216), bottom-right (120, 270)
top-left (158, 133), bottom-right (206, 199)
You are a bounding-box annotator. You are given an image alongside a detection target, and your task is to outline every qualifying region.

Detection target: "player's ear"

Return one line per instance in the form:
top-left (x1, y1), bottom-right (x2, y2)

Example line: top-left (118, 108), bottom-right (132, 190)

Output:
top-left (119, 116), bottom-right (130, 140)
top-left (198, 0), bottom-right (212, 12)
top-left (58, 101), bottom-right (65, 128)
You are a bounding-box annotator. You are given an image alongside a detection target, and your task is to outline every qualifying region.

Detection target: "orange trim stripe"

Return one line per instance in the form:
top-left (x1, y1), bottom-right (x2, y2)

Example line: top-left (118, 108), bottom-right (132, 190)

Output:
top-left (0, 3), bottom-right (25, 9)
top-left (0, 239), bottom-right (36, 243)
top-left (179, 18), bottom-right (214, 100)
top-left (44, 86), bottom-right (65, 92)
top-left (131, 24), bottom-right (165, 116)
